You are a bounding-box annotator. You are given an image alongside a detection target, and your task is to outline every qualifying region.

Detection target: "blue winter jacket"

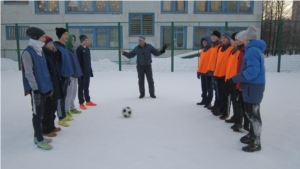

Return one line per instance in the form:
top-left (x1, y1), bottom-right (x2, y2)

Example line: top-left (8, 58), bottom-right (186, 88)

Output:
top-left (68, 49), bottom-right (83, 78)
top-left (232, 40), bottom-right (266, 104)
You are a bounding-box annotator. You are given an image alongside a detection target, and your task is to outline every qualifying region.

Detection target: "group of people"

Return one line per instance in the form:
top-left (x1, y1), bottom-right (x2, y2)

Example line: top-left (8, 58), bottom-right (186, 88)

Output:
top-left (197, 26), bottom-right (266, 152)
top-left (22, 27), bottom-right (96, 150)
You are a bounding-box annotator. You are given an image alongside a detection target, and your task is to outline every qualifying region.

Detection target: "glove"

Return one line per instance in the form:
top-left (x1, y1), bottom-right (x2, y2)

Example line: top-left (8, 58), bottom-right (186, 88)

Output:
top-left (90, 72), bottom-right (94, 77)
top-left (33, 90), bottom-right (41, 106)
top-left (160, 44), bottom-right (168, 53)
top-left (46, 90), bottom-right (53, 97)
top-left (197, 72), bottom-right (200, 79)
top-left (226, 78), bottom-right (234, 87)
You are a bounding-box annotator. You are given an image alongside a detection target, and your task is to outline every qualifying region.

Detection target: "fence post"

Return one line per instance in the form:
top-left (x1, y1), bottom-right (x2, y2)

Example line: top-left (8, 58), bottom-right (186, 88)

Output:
top-left (171, 22), bottom-right (174, 72)
top-left (225, 21), bottom-right (228, 31)
top-left (118, 22), bottom-right (122, 71)
top-left (15, 23), bottom-right (21, 71)
top-left (277, 20), bottom-right (283, 73)
top-left (65, 22), bottom-right (69, 31)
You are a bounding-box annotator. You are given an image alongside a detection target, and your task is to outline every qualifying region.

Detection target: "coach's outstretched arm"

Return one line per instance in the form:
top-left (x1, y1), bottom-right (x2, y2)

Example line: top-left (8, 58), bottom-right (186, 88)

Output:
top-left (120, 48), bottom-right (136, 58)
top-left (151, 44), bottom-right (168, 57)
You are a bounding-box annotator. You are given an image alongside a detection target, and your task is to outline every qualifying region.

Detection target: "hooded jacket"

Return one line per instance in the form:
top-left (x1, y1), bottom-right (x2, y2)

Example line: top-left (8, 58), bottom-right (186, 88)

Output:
top-left (232, 40), bottom-right (266, 104)
top-left (197, 36), bottom-right (212, 74)
top-left (65, 34), bottom-right (83, 78)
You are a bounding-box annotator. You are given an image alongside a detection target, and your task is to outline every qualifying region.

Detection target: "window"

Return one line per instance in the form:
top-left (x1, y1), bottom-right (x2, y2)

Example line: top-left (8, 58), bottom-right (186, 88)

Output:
top-left (194, 0), bottom-right (253, 13)
top-left (66, 1), bottom-right (122, 13)
top-left (162, 0), bottom-right (187, 13)
top-left (69, 26), bottom-right (122, 49)
top-left (6, 26), bottom-right (29, 40)
top-left (161, 26), bottom-right (187, 49)
top-left (193, 26), bottom-right (246, 49)
top-left (129, 13), bottom-right (154, 36)
top-left (4, 0), bottom-right (28, 4)
top-left (35, 1), bottom-right (59, 13)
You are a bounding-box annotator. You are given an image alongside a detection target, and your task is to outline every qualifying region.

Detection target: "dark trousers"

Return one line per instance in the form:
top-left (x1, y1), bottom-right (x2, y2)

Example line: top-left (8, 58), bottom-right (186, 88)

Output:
top-left (137, 65), bottom-right (154, 95)
top-left (200, 75), bottom-right (213, 104)
top-left (78, 76), bottom-right (91, 104)
top-left (42, 97), bottom-right (65, 134)
top-left (212, 77), bottom-right (219, 107)
top-left (216, 78), bottom-right (226, 114)
top-left (30, 91), bottom-right (46, 142)
top-left (244, 103), bottom-right (262, 144)
top-left (236, 90), bottom-right (250, 130)
top-left (225, 85), bottom-right (238, 119)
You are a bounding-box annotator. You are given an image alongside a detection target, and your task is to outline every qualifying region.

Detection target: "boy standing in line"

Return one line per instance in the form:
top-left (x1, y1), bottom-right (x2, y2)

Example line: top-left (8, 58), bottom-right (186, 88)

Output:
top-left (76, 35), bottom-right (97, 109)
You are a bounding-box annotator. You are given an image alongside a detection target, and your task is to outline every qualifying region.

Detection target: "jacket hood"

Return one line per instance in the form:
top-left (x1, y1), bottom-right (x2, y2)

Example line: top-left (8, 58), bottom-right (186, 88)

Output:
top-left (247, 40), bottom-right (266, 52)
top-left (65, 34), bottom-right (76, 51)
top-left (200, 35), bottom-right (212, 51)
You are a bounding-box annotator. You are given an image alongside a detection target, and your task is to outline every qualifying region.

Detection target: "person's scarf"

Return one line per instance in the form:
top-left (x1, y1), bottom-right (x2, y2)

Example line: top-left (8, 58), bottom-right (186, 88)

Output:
top-left (29, 38), bottom-right (45, 56)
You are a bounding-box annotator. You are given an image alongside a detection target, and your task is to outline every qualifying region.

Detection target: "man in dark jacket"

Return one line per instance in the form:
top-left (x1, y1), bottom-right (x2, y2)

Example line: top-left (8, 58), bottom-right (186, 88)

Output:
top-left (120, 35), bottom-right (167, 98)
top-left (42, 36), bottom-right (65, 136)
top-left (228, 26), bottom-right (266, 152)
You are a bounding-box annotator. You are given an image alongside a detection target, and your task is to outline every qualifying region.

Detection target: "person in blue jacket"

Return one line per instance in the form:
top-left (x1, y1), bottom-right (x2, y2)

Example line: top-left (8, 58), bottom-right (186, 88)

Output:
top-left (21, 27), bottom-right (53, 150)
top-left (227, 26), bottom-right (266, 152)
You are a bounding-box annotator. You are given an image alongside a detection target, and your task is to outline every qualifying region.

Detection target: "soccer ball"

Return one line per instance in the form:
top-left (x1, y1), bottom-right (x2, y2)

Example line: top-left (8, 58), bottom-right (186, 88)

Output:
top-left (122, 107), bottom-right (132, 118)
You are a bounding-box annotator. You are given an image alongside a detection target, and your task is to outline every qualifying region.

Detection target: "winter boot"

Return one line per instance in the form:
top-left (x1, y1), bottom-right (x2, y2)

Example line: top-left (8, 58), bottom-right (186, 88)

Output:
top-left (34, 137), bottom-right (52, 144)
top-left (204, 103), bottom-right (212, 108)
top-left (225, 117), bottom-right (236, 123)
top-left (139, 93), bottom-right (145, 99)
top-left (242, 142), bottom-right (261, 152)
top-left (212, 110), bottom-right (223, 116)
top-left (43, 132), bottom-right (57, 137)
top-left (219, 115), bottom-right (229, 120)
top-left (197, 101), bottom-right (206, 105)
top-left (52, 127), bottom-right (61, 132)
top-left (36, 140), bottom-right (53, 150)
top-left (240, 134), bottom-right (252, 144)
top-left (150, 94), bottom-right (156, 98)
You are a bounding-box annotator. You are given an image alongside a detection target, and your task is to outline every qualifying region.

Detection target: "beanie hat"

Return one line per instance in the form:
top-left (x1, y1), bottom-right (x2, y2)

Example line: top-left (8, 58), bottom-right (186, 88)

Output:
top-left (231, 32), bottom-right (238, 41)
top-left (138, 35), bottom-right (146, 42)
top-left (26, 27), bottom-right (45, 40)
top-left (79, 34), bottom-right (88, 43)
top-left (211, 30), bottom-right (221, 39)
top-left (44, 35), bottom-right (53, 45)
top-left (244, 26), bottom-right (258, 40)
top-left (235, 30), bottom-right (246, 41)
top-left (55, 27), bottom-right (68, 39)
top-left (222, 31), bottom-right (232, 40)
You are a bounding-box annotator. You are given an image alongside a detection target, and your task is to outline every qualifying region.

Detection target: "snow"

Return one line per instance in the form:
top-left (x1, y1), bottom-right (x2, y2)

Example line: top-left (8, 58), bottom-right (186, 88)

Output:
top-left (1, 55), bottom-right (300, 169)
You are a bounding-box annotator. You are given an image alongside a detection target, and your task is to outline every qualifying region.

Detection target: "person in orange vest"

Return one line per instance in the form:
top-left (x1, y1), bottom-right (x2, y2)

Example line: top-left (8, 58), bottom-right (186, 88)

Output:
top-left (197, 36), bottom-right (212, 107)
top-left (212, 32), bottom-right (234, 120)
top-left (206, 30), bottom-right (222, 111)
top-left (224, 32), bottom-right (241, 125)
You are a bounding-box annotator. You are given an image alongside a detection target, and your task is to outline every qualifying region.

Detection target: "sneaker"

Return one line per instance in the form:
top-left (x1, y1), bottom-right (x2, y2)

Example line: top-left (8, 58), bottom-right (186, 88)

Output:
top-left (66, 113), bottom-right (74, 121)
top-left (34, 137), bottom-right (52, 144)
top-left (43, 132), bottom-right (57, 137)
top-left (70, 109), bottom-right (82, 114)
top-left (150, 94), bottom-right (156, 98)
top-left (139, 93), bottom-right (145, 99)
top-left (58, 118), bottom-right (69, 127)
top-left (242, 142), bottom-right (261, 152)
top-left (52, 127), bottom-right (61, 132)
top-left (80, 104), bottom-right (87, 110)
top-left (219, 115), bottom-right (229, 120)
top-left (36, 140), bottom-right (53, 150)
top-left (86, 101), bottom-right (97, 106)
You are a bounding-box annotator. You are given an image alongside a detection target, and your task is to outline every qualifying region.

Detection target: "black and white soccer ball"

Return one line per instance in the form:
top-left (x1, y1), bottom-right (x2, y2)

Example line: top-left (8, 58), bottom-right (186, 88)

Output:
top-left (122, 107), bottom-right (132, 118)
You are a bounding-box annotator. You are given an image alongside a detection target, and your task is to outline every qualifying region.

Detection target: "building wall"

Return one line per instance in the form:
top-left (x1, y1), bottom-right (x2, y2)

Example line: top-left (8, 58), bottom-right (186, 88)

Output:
top-left (1, 1), bottom-right (263, 62)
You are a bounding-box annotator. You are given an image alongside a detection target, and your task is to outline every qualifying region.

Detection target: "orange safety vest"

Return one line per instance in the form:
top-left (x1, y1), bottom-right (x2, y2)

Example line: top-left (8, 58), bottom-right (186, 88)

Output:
top-left (207, 44), bottom-right (222, 72)
top-left (225, 48), bottom-right (240, 81)
top-left (197, 48), bottom-right (211, 74)
top-left (213, 45), bottom-right (234, 78)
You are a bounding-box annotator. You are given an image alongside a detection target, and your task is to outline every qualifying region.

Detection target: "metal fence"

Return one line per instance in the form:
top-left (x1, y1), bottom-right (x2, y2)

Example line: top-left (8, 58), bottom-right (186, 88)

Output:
top-left (1, 20), bottom-right (300, 72)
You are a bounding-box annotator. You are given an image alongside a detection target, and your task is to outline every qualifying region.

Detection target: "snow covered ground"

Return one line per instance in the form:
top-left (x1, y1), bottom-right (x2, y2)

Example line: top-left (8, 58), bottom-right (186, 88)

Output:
top-left (1, 55), bottom-right (300, 169)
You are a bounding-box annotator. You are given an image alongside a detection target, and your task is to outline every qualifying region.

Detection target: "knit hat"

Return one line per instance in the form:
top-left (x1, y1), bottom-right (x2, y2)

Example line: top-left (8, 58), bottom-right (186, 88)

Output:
top-left (56, 27), bottom-right (68, 39)
top-left (26, 27), bottom-right (45, 40)
top-left (79, 34), bottom-right (88, 43)
top-left (138, 35), bottom-right (146, 42)
top-left (244, 26), bottom-right (258, 40)
top-left (211, 30), bottom-right (221, 39)
top-left (222, 31), bottom-right (232, 40)
top-left (235, 30), bottom-right (246, 41)
top-left (231, 32), bottom-right (238, 41)
top-left (44, 35), bottom-right (53, 45)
